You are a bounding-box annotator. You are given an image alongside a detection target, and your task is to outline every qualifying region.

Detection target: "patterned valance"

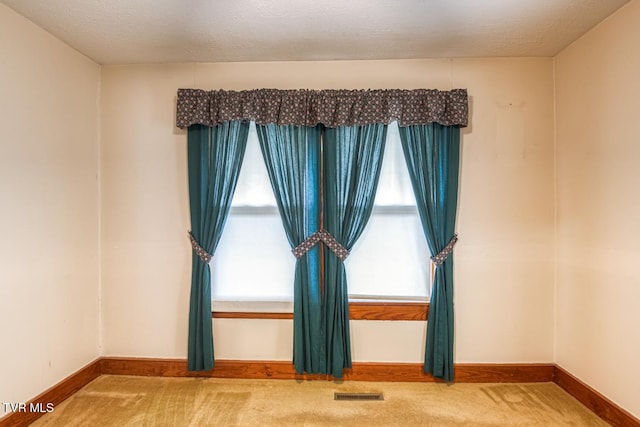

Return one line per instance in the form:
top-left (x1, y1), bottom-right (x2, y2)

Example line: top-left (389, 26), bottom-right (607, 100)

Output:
top-left (176, 88), bottom-right (468, 129)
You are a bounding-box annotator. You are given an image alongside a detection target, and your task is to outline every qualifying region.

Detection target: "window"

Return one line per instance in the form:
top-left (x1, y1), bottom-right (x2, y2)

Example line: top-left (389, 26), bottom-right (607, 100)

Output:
top-left (346, 123), bottom-right (430, 300)
top-left (211, 124), bottom-right (295, 308)
top-left (211, 122), bottom-right (430, 309)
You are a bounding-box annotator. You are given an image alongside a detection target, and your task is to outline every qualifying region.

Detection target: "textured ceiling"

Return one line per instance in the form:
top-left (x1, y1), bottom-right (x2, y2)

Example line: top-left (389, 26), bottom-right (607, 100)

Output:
top-left (1, 0), bottom-right (630, 65)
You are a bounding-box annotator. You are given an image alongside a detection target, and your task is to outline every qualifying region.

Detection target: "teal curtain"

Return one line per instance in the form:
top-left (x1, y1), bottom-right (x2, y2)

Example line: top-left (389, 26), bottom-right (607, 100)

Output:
top-left (398, 123), bottom-right (460, 382)
top-left (187, 122), bottom-right (249, 371)
top-left (323, 124), bottom-right (387, 378)
top-left (255, 124), bottom-right (325, 374)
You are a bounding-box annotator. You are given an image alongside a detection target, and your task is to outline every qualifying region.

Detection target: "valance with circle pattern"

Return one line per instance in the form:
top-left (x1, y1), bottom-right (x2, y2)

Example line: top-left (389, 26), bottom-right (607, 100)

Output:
top-left (176, 88), bottom-right (468, 129)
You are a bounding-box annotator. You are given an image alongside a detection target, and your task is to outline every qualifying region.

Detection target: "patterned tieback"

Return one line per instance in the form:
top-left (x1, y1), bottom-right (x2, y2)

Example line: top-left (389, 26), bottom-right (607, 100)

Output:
top-left (317, 229), bottom-right (350, 260)
top-left (292, 229), bottom-right (350, 261)
top-left (430, 234), bottom-right (458, 266)
top-left (188, 231), bottom-right (212, 263)
top-left (292, 231), bottom-right (323, 258)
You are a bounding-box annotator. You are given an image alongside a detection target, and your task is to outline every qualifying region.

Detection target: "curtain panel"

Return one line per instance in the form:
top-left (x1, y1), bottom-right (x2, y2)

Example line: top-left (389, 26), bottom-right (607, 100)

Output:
top-left (255, 124), bottom-right (325, 375)
top-left (177, 88), bottom-right (468, 129)
top-left (399, 124), bottom-right (460, 382)
top-left (187, 122), bottom-right (249, 371)
top-left (322, 124), bottom-right (387, 377)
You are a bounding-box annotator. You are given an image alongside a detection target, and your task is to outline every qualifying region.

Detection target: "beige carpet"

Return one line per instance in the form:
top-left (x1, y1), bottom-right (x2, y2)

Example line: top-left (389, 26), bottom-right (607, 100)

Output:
top-left (31, 375), bottom-right (608, 426)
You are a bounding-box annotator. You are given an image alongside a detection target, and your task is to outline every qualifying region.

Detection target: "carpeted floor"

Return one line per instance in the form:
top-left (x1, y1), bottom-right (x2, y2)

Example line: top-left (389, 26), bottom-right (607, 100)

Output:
top-left (31, 375), bottom-right (609, 426)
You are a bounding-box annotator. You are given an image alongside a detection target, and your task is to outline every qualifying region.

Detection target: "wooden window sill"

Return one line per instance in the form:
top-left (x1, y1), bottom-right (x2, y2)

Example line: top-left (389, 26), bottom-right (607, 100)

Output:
top-left (212, 301), bottom-right (428, 321)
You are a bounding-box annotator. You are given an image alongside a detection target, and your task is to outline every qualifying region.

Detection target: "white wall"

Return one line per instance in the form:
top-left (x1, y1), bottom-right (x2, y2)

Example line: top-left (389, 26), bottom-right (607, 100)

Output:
top-left (555, 0), bottom-right (640, 418)
top-left (100, 59), bottom-right (555, 364)
top-left (0, 4), bottom-right (101, 418)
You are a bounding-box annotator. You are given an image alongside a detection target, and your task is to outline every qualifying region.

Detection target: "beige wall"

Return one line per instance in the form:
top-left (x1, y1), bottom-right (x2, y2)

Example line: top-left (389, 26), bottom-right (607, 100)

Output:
top-left (555, 0), bottom-right (640, 418)
top-left (100, 58), bottom-right (556, 364)
top-left (0, 4), bottom-right (100, 417)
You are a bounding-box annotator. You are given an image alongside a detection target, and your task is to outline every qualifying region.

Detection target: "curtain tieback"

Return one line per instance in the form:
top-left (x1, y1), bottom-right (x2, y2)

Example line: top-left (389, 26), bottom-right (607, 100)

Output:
top-left (188, 231), bottom-right (212, 263)
top-left (292, 229), bottom-right (350, 261)
top-left (430, 234), bottom-right (458, 266)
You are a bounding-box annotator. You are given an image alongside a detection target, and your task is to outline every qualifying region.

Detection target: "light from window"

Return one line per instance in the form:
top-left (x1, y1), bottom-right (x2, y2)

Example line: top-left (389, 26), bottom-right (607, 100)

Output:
top-left (211, 124), bottom-right (295, 303)
top-left (211, 122), bottom-right (430, 307)
top-left (345, 122), bottom-right (430, 300)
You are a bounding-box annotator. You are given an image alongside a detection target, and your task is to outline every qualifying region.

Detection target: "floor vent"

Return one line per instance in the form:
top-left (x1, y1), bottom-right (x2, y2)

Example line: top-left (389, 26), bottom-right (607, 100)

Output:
top-left (334, 392), bottom-right (384, 401)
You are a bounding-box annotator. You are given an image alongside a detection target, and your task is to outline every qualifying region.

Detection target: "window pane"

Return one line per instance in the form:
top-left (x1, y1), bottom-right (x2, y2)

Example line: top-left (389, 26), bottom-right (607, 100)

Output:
top-left (346, 212), bottom-right (429, 299)
top-left (232, 123), bottom-right (277, 207)
top-left (374, 122), bottom-right (416, 206)
top-left (212, 213), bottom-right (295, 301)
top-left (346, 122), bottom-right (430, 300)
top-left (212, 123), bottom-right (294, 302)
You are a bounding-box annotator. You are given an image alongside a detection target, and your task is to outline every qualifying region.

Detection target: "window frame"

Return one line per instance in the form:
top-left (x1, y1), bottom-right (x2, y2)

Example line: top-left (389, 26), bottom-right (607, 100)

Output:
top-left (213, 301), bottom-right (429, 321)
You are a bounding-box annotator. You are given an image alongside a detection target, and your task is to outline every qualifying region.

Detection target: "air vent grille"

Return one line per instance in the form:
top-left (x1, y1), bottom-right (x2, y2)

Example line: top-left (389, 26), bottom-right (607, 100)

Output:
top-left (334, 392), bottom-right (384, 401)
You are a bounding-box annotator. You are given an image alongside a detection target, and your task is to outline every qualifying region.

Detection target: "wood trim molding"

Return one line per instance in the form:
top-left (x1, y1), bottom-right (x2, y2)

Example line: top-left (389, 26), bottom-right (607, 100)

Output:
top-left (213, 301), bottom-right (428, 321)
top-left (348, 302), bottom-right (428, 320)
top-left (554, 366), bottom-right (640, 427)
top-left (0, 359), bottom-right (101, 427)
top-left (100, 357), bottom-right (552, 383)
top-left (213, 311), bottom-right (293, 319)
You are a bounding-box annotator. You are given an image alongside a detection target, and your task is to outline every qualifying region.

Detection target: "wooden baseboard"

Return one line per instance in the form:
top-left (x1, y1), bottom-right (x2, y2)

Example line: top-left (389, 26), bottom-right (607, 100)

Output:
top-left (0, 359), bottom-right (101, 427)
top-left (554, 366), bottom-right (640, 427)
top-left (2, 358), bottom-right (637, 427)
top-left (100, 357), bottom-right (554, 383)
